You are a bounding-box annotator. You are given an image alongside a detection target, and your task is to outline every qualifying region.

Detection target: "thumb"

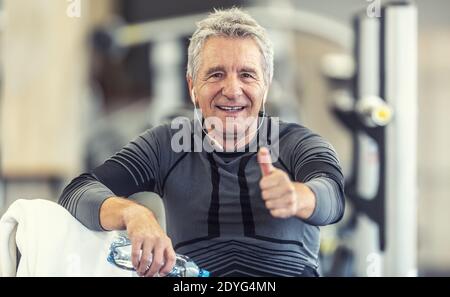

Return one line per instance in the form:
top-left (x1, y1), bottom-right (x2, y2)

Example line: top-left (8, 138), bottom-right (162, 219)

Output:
top-left (258, 147), bottom-right (274, 176)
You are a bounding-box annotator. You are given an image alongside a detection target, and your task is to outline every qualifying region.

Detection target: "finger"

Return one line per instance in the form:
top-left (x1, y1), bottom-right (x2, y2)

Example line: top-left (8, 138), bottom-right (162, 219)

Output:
top-left (270, 208), bottom-right (292, 219)
top-left (145, 245), bottom-right (165, 277)
top-left (259, 171), bottom-right (285, 190)
top-left (159, 247), bottom-right (177, 277)
top-left (265, 197), bottom-right (293, 210)
top-left (137, 240), bottom-right (153, 276)
top-left (258, 147), bottom-right (274, 176)
top-left (131, 238), bottom-right (144, 270)
top-left (261, 183), bottom-right (294, 201)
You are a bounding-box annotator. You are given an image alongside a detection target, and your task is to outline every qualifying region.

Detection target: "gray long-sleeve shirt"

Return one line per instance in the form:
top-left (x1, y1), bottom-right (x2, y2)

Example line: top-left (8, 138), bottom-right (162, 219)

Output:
top-left (58, 117), bottom-right (344, 276)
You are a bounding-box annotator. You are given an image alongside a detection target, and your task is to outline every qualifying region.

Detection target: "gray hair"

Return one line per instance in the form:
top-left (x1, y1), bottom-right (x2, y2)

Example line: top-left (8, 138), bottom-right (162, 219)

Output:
top-left (187, 7), bottom-right (274, 85)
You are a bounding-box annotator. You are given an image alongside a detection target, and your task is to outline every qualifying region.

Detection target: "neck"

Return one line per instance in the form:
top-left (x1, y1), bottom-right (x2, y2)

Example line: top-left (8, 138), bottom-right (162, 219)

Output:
top-left (207, 119), bottom-right (259, 152)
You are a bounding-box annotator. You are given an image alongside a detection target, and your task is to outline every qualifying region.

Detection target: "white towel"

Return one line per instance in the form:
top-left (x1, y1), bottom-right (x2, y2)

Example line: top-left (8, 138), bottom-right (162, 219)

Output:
top-left (0, 199), bottom-right (134, 277)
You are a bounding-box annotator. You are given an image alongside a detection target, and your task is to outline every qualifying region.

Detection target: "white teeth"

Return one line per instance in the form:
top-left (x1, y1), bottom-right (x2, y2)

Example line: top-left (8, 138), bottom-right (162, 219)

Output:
top-left (218, 106), bottom-right (244, 111)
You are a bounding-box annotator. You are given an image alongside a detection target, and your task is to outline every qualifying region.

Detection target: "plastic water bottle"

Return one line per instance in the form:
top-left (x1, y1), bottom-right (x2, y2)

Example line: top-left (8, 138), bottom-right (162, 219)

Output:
top-left (107, 235), bottom-right (210, 277)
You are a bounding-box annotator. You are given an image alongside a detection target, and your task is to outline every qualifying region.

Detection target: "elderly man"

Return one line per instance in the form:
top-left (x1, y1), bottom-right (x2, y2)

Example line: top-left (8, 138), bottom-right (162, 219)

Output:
top-left (59, 8), bottom-right (344, 277)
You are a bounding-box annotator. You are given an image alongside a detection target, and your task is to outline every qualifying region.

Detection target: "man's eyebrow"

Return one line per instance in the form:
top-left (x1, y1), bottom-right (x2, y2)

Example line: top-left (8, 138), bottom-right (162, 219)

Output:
top-left (205, 66), bottom-right (225, 76)
top-left (203, 65), bottom-right (259, 77)
top-left (240, 67), bottom-right (258, 74)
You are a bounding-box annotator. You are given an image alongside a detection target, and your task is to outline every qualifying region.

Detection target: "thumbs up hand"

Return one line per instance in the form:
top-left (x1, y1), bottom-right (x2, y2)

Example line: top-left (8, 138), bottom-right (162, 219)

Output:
top-left (257, 147), bottom-right (300, 219)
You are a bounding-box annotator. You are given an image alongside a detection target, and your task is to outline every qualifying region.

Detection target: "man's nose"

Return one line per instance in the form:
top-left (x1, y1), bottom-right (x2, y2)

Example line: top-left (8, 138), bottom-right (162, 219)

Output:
top-left (221, 76), bottom-right (243, 99)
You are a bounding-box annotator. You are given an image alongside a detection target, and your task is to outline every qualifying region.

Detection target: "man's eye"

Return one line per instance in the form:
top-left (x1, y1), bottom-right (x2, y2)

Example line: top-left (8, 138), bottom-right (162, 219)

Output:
top-left (210, 73), bottom-right (223, 79)
top-left (241, 73), bottom-right (255, 79)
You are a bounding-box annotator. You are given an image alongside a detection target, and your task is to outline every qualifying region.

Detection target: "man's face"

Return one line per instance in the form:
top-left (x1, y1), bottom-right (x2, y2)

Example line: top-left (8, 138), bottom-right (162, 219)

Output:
top-left (189, 36), bottom-right (267, 139)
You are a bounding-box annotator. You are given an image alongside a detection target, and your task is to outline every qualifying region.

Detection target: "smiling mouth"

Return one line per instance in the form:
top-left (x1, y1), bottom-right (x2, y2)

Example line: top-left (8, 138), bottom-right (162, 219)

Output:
top-left (216, 106), bottom-right (246, 112)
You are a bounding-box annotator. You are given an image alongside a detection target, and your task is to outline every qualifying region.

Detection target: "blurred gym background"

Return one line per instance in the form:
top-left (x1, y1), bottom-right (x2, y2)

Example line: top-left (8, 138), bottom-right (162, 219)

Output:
top-left (0, 0), bottom-right (449, 276)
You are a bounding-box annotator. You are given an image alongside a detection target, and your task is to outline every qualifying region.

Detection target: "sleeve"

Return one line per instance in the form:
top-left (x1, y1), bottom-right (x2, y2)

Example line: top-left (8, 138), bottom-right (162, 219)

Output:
top-left (304, 177), bottom-right (344, 226)
top-left (284, 127), bottom-right (345, 226)
top-left (58, 125), bottom-right (169, 231)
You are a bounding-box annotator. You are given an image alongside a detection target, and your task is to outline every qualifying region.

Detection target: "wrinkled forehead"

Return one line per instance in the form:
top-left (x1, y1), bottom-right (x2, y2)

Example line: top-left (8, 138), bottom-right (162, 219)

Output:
top-left (198, 36), bottom-right (264, 74)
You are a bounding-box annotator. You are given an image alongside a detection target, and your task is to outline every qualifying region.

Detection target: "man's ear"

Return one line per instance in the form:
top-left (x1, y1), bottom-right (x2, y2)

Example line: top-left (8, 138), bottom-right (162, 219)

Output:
top-left (187, 76), bottom-right (196, 106)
